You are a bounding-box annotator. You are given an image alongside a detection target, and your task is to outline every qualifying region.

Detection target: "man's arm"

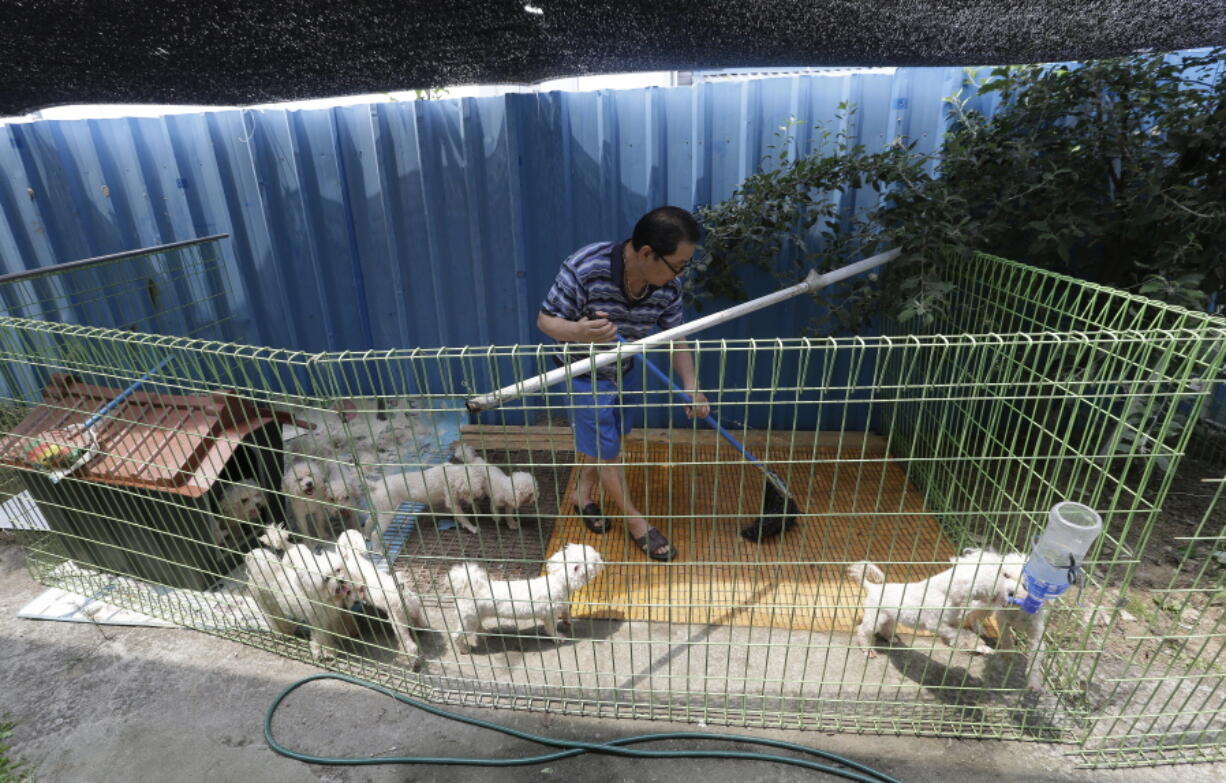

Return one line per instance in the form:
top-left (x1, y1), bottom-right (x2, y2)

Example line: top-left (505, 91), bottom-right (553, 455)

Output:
top-left (537, 310), bottom-right (617, 343)
top-left (539, 311), bottom-right (709, 418)
top-left (670, 338), bottom-right (710, 419)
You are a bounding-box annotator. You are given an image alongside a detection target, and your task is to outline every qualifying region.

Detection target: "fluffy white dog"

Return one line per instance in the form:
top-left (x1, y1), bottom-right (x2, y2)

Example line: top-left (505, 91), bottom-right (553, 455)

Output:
top-left (448, 543), bottom-right (604, 653)
top-left (965, 576), bottom-right (1050, 691)
top-left (335, 529), bottom-right (430, 669)
top-left (848, 549), bottom-right (1026, 657)
top-left (283, 398), bottom-right (434, 467)
top-left (372, 412), bottom-right (431, 455)
top-left (466, 457), bottom-right (538, 529)
top-left (213, 480), bottom-right (269, 546)
top-left (282, 458), bottom-right (359, 541)
top-left (244, 525), bottom-right (364, 661)
top-left (367, 462), bottom-right (490, 537)
top-left (452, 442), bottom-right (478, 463)
top-left (282, 402), bottom-right (356, 458)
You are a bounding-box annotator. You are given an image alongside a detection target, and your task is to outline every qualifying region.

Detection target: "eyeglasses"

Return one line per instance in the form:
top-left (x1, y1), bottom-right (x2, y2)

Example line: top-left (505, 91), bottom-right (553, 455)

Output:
top-left (653, 250), bottom-right (689, 277)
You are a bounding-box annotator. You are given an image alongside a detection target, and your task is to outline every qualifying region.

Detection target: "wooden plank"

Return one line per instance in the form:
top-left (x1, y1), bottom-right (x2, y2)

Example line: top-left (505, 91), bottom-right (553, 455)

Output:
top-left (545, 439), bottom-right (955, 633)
top-left (460, 425), bottom-right (889, 455)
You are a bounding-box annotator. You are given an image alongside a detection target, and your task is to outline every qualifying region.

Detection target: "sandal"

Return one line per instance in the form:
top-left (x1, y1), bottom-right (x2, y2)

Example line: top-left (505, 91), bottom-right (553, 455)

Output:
top-left (575, 502), bottom-right (609, 534)
top-left (631, 525), bottom-right (677, 562)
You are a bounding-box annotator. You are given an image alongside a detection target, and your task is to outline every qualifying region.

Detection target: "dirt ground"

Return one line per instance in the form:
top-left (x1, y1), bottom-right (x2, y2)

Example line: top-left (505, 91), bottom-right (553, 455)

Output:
top-left (1099, 455), bottom-right (1225, 662)
top-left (2, 445), bottom-right (1223, 778)
top-left (1129, 455), bottom-right (1223, 590)
top-left (7, 538), bottom-right (1226, 783)
top-left (1032, 453), bottom-right (1226, 763)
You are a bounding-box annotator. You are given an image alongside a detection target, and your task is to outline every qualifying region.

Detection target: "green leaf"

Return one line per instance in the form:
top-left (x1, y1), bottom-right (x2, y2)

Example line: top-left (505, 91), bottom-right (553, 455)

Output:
top-left (691, 47), bottom-right (1226, 329)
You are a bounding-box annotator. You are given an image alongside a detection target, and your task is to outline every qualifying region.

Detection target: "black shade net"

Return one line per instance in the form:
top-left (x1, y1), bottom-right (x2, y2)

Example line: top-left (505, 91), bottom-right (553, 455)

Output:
top-left (2, 1), bottom-right (1223, 114)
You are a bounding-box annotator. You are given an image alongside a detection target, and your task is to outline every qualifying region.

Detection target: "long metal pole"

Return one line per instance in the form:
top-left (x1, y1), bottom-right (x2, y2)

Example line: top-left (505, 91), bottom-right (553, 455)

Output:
top-left (0, 234), bottom-right (230, 285)
top-left (466, 247), bottom-right (900, 412)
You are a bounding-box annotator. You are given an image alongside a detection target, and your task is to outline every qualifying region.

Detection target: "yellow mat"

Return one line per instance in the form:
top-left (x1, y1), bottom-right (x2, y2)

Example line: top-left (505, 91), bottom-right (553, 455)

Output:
top-left (547, 438), bottom-right (958, 632)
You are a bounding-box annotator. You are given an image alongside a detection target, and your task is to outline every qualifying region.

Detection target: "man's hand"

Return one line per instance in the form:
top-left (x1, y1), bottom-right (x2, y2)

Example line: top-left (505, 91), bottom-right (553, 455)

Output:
top-left (574, 310), bottom-right (617, 342)
top-left (685, 390), bottom-right (710, 420)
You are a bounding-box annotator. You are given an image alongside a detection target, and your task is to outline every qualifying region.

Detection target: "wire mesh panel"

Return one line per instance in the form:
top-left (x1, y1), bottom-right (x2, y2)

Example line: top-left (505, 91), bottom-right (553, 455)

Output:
top-left (1188, 379), bottom-right (1226, 466)
top-left (0, 250), bottom-right (1224, 749)
top-left (0, 235), bottom-right (238, 342)
top-left (1074, 470), bottom-right (1226, 767)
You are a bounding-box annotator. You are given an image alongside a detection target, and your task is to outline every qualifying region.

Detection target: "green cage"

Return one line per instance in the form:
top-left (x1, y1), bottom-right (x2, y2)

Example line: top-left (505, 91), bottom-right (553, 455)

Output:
top-left (1, 238), bottom-right (1223, 766)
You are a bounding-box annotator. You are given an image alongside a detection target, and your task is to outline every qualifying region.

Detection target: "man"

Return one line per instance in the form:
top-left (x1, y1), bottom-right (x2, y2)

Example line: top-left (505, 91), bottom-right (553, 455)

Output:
top-left (538, 206), bottom-right (710, 561)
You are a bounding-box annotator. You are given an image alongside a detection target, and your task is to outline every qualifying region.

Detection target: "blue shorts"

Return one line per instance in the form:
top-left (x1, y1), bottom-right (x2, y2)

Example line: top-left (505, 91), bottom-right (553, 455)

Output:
top-left (567, 366), bottom-right (644, 460)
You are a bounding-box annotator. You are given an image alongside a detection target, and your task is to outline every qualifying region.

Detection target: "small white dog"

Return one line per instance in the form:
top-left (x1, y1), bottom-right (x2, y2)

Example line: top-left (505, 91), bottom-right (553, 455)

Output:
top-left (282, 458), bottom-right (359, 541)
top-left (213, 481), bottom-right (269, 546)
top-left (965, 573), bottom-right (1050, 691)
top-left (282, 402), bottom-right (357, 458)
top-left (367, 462), bottom-right (490, 537)
top-left (336, 529), bottom-right (430, 669)
top-left (467, 457), bottom-right (538, 529)
top-left (284, 398), bottom-right (435, 466)
top-left (373, 411), bottom-right (431, 455)
top-left (244, 525), bottom-right (364, 661)
top-left (448, 543), bottom-right (605, 653)
top-left (452, 442), bottom-right (479, 464)
top-left (848, 549), bottom-right (1026, 657)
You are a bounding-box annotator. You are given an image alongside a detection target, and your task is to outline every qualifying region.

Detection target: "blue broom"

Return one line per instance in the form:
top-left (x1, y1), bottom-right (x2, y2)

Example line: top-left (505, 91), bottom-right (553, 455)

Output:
top-left (466, 249), bottom-right (901, 541)
top-left (619, 336), bottom-right (799, 541)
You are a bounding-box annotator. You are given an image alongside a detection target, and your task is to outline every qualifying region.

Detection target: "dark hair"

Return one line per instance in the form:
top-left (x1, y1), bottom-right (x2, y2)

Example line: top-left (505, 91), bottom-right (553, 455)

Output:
top-left (631, 206), bottom-right (700, 256)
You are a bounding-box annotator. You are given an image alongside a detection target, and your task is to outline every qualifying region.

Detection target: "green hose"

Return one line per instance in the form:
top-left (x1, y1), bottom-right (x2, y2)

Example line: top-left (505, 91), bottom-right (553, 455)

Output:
top-left (264, 673), bottom-right (904, 781)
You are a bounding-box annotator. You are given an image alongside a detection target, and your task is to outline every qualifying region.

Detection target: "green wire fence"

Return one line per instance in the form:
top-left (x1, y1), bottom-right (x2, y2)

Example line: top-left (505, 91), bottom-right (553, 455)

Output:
top-left (1073, 469), bottom-right (1226, 768)
top-left (0, 237), bottom-right (1223, 766)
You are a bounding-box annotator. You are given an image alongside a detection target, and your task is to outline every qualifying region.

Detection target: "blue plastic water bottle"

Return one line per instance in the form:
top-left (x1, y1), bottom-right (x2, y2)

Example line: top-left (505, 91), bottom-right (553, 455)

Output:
top-left (1010, 501), bottom-right (1103, 614)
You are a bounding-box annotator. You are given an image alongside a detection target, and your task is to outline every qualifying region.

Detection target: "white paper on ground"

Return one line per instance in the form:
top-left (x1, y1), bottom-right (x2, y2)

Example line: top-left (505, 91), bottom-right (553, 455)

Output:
top-left (0, 491), bottom-right (49, 531)
top-left (18, 586), bottom-right (176, 627)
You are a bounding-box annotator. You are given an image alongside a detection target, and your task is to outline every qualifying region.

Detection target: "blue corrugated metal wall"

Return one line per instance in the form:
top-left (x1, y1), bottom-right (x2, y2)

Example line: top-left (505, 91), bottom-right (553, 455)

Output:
top-left (0, 67), bottom-right (982, 356)
top-left (0, 68), bottom-right (1012, 428)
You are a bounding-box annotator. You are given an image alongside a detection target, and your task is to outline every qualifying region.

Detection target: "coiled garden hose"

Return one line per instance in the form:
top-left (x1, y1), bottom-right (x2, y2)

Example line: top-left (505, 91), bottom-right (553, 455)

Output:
top-left (265, 673), bottom-right (904, 781)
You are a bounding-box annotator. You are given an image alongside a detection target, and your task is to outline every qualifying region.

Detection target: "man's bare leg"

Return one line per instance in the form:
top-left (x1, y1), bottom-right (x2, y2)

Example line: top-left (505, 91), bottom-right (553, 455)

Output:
top-left (593, 458), bottom-right (670, 558)
top-left (575, 457), bottom-right (599, 509)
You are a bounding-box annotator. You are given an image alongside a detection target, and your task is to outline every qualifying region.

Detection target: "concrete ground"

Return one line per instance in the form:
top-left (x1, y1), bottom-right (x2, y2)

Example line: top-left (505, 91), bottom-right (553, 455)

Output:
top-left (3, 540), bottom-right (1225, 783)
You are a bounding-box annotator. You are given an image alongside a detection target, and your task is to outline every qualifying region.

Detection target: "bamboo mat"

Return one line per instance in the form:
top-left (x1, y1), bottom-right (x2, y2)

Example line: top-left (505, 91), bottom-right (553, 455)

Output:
top-left (545, 438), bottom-right (958, 632)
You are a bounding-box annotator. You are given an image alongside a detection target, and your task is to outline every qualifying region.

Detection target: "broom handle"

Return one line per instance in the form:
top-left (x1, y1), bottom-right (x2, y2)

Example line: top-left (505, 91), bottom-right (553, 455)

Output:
top-left (623, 337), bottom-right (769, 468)
top-left (466, 247), bottom-right (900, 412)
top-left (81, 355), bottom-right (173, 430)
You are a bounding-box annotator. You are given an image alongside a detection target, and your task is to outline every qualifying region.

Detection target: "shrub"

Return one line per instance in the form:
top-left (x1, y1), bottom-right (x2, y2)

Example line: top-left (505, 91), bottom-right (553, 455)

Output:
top-left (696, 49), bottom-right (1226, 332)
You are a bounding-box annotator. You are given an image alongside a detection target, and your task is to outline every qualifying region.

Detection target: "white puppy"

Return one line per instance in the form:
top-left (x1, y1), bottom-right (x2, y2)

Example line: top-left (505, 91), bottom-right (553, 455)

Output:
top-left (500, 472), bottom-right (538, 526)
top-left (448, 543), bottom-right (604, 653)
top-left (283, 399), bottom-right (395, 460)
top-left (335, 529), bottom-right (430, 669)
top-left (467, 457), bottom-right (537, 529)
top-left (367, 462), bottom-right (489, 537)
top-left (452, 442), bottom-right (478, 464)
top-left (282, 403), bottom-right (354, 458)
top-left (282, 458), bottom-right (360, 541)
top-left (848, 549), bottom-right (1025, 657)
top-left (964, 566), bottom-right (1049, 691)
top-left (373, 412), bottom-right (431, 455)
top-left (213, 480), bottom-right (269, 546)
top-left (343, 413), bottom-right (432, 471)
top-left (244, 525), bottom-right (364, 661)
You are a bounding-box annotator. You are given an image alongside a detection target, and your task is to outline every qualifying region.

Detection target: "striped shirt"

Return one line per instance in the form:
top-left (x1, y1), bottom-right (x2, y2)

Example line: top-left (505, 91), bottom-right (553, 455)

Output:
top-left (540, 240), bottom-right (684, 379)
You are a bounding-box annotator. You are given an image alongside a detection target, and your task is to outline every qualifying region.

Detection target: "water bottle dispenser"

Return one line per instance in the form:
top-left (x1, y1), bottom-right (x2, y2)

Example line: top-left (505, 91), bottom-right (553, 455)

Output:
top-left (1010, 501), bottom-right (1103, 614)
